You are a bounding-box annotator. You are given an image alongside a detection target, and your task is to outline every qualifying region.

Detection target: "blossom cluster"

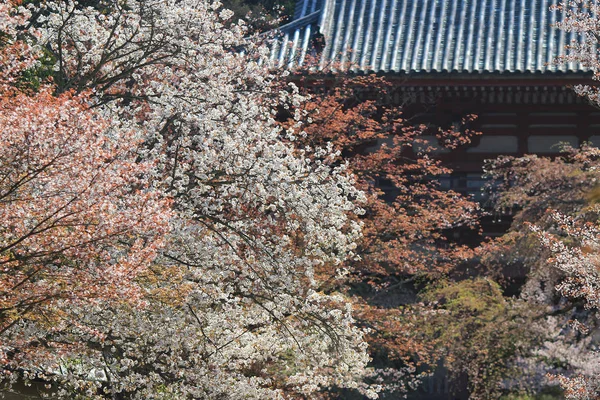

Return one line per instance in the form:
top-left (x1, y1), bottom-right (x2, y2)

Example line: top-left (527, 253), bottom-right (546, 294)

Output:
top-left (0, 0), bottom-right (374, 397)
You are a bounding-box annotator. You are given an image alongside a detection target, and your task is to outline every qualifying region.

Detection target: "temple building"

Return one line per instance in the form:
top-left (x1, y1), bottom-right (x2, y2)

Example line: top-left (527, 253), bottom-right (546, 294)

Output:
top-left (270, 0), bottom-right (598, 212)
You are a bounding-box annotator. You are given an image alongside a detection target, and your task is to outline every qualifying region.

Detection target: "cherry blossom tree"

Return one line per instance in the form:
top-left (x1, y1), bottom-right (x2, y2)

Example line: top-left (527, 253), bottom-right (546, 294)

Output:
top-left (483, 145), bottom-right (600, 398)
top-left (0, 0), bottom-right (171, 378)
top-left (0, 0), bottom-right (375, 398)
top-left (486, 2), bottom-right (600, 396)
top-left (533, 212), bottom-right (600, 399)
top-left (278, 73), bottom-right (488, 396)
top-left (281, 75), bottom-right (480, 283)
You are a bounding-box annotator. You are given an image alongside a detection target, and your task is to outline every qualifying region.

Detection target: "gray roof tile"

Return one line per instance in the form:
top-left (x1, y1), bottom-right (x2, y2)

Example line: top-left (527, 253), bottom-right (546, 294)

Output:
top-left (272, 0), bottom-right (591, 73)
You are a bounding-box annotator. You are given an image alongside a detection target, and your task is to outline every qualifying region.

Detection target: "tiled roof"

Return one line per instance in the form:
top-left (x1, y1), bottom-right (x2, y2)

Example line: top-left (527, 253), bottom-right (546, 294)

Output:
top-left (270, 0), bottom-right (591, 73)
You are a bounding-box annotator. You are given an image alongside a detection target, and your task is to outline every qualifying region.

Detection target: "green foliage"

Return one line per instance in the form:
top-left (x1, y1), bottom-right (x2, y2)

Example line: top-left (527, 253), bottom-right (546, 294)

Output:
top-left (423, 278), bottom-right (504, 315)
top-left (19, 49), bottom-right (56, 91)
top-left (418, 279), bottom-right (544, 400)
top-left (500, 385), bottom-right (564, 400)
